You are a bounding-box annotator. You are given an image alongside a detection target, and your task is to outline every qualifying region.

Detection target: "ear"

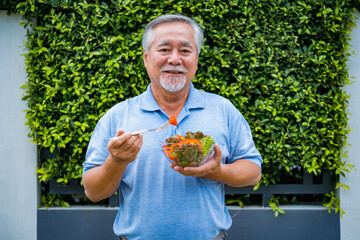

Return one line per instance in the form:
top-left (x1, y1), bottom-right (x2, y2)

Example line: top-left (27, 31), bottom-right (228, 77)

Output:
top-left (143, 49), bottom-right (148, 67)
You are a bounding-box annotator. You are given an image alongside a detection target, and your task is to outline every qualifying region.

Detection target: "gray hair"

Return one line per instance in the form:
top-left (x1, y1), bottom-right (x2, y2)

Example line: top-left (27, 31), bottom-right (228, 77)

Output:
top-left (142, 14), bottom-right (204, 56)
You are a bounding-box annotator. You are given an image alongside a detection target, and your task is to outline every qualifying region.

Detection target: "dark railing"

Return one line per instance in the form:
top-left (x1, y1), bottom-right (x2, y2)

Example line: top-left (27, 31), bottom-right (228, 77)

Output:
top-left (39, 149), bottom-right (340, 240)
top-left (48, 171), bottom-right (333, 207)
top-left (225, 171), bottom-right (333, 206)
top-left (42, 148), bottom-right (334, 207)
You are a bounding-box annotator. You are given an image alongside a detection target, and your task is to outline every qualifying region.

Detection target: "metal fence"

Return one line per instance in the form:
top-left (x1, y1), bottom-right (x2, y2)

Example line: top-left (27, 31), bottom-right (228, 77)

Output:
top-left (38, 149), bottom-right (340, 240)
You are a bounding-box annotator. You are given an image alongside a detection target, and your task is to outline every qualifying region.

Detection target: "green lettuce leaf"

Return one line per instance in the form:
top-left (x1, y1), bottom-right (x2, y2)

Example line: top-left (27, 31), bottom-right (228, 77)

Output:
top-left (200, 136), bottom-right (215, 156)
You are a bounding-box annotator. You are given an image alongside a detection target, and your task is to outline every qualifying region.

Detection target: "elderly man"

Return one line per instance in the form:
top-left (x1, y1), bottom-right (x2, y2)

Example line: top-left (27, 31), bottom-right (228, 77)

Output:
top-left (82, 14), bottom-right (262, 240)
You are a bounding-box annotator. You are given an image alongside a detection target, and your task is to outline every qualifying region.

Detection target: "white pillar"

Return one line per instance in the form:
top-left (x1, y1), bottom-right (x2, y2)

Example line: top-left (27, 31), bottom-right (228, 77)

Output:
top-left (341, 10), bottom-right (360, 240)
top-left (0, 11), bottom-right (38, 240)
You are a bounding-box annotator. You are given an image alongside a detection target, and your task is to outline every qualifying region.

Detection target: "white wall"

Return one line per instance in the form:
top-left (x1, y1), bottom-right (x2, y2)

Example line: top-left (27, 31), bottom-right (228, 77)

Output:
top-left (0, 8), bottom-right (358, 240)
top-left (0, 11), bottom-right (38, 240)
top-left (341, 10), bottom-right (360, 240)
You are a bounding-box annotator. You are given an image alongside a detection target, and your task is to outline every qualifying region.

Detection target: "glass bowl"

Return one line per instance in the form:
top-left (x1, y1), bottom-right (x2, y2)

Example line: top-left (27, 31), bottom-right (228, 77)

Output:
top-left (160, 141), bottom-right (215, 167)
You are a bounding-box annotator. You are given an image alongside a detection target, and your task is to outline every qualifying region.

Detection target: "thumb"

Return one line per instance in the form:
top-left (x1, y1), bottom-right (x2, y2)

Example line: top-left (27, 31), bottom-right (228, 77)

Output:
top-left (213, 143), bottom-right (222, 161)
top-left (115, 129), bottom-right (125, 137)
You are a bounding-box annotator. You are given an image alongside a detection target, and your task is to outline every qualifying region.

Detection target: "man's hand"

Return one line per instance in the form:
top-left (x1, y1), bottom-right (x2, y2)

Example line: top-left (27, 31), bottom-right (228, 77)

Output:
top-left (170, 144), bottom-right (223, 180)
top-left (108, 129), bottom-right (143, 164)
top-left (83, 130), bottom-right (142, 202)
top-left (170, 143), bottom-right (261, 187)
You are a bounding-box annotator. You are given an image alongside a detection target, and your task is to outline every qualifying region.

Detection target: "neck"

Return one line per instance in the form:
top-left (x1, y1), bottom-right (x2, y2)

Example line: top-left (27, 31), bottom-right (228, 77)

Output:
top-left (150, 83), bottom-right (190, 118)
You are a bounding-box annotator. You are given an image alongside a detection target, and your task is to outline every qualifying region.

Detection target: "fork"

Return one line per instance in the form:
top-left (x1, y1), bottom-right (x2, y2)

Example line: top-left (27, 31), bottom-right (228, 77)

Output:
top-left (131, 121), bottom-right (171, 135)
top-left (110, 121), bottom-right (171, 141)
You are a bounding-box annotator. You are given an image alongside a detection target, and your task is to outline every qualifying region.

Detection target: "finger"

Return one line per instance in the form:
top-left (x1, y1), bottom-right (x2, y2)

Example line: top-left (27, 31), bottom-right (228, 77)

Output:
top-left (173, 166), bottom-right (191, 176)
top-left (173, 165), bottom-right (188, 174)
top-left (134, 134), bottom-right (143, 148)
top-left (121, 134), bottom-right (139, 151)
top-left (116, 129), bottom-right (125, 137)
top-left (183, 157), bottom-right (219, 176)
top-left (127, 134), bottom-right (143, 154)
top-left (183, 165), bottom-right (204, 176)
top-left (110, 132), bottom-right (132, 147)
top-left (174, 165), bottom-right (184, 172)
top-left (109, 129), bottom-right (126, 142)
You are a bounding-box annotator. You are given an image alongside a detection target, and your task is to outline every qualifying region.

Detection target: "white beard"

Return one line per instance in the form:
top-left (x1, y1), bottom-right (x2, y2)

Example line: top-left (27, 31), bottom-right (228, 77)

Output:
top-left (160, 75), bottom-right (187, 92)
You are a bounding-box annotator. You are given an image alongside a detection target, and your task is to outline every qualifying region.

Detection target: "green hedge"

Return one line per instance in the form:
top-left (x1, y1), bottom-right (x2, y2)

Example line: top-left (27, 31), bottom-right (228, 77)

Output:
top-left (2, 0), bottom-right (358, 212)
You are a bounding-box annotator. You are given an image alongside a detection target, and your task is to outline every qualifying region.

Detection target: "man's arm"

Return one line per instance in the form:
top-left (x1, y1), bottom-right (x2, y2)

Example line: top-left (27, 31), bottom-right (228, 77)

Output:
top-left (171, 144), bottom-right (261, 187)
top-left (82, 130), bottom-right (143, 202)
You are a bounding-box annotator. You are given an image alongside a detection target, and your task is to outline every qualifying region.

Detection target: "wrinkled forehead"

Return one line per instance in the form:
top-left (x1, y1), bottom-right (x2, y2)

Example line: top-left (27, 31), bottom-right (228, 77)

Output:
top-left (152, 20), bottom-right (194, 31)
top-left (151, 21), bottom-right (195, 45)
top-left (155, 40), bottom-right (193, 48)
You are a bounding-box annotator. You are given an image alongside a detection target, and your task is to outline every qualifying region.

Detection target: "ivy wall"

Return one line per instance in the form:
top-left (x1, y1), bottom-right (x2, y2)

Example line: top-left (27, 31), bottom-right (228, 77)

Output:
top-left (1, 0), bottom-right (359, 211)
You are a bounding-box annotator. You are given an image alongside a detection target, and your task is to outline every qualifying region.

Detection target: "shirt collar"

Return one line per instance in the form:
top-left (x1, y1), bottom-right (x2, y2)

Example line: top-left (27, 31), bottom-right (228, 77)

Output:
top-left (184, 83), bottom-right (205, 110)
top-left (139, 83), bottom-right (205, 112)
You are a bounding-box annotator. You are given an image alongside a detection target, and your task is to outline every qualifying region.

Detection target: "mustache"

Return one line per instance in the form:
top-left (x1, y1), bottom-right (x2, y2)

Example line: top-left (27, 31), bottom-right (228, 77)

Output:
top-left (160, 66), bottom-right (187, 73)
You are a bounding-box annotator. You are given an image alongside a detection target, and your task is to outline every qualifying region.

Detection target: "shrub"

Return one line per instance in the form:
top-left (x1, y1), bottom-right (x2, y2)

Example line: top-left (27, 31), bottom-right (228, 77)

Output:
top-left (2, 0), bottom-right (358, 212)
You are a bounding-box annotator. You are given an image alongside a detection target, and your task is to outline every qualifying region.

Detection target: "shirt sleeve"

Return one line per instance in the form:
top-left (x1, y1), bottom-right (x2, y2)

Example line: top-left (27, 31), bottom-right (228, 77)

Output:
top-left (82, 119), bottom-right (111, 175)
top-left (228, 108), bottom-right (263, 169)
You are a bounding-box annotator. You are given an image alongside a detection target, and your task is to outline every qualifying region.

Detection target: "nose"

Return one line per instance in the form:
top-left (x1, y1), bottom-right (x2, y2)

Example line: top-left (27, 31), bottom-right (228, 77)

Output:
top-left (167, 50), bottom-right (182, 65)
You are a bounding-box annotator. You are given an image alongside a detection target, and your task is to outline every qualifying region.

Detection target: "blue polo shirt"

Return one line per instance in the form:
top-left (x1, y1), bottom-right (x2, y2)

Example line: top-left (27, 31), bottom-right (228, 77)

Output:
top-left (83, 83), bottom-right (262, 240)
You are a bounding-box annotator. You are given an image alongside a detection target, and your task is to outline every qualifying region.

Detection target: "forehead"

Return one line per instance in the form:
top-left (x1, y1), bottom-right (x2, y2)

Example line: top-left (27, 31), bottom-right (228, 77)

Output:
top-left (151, 21), bottom-right (195, 46)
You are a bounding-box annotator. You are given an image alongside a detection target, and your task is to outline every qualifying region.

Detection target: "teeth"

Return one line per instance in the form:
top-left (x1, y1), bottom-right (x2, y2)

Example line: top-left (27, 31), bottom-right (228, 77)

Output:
top-left (161, 67), bottom-right (187, 73)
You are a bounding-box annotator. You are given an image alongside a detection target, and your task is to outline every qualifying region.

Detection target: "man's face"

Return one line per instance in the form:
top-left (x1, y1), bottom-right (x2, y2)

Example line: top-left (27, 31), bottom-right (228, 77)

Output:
top-left (143, 21), bottom-right (198, 93)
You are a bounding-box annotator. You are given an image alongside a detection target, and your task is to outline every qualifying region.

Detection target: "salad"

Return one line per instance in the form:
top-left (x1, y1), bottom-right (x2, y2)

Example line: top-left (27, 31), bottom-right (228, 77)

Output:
top-left (162, 131), bottom-right (215, 167)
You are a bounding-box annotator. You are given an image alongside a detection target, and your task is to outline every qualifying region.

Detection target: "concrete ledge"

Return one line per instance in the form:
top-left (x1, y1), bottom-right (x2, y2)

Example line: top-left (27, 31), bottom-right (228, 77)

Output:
top-left (227, 206), bottom-right (340, 240)
top-left (38, 207), bottom-right (119, 240)
top-left (38, 205), bottom-right (339, 240)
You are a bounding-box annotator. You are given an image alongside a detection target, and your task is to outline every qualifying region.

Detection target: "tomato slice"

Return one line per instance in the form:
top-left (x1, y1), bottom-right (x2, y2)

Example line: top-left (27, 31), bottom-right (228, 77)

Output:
top-left (163, 136), bottom-right (202, 163)
top-left (179, 138), bottom-right (202, 149)
top-left (172, 135), bottom-right (184, 140)
top-left (162, 145), bottom-right (178, 161)
top-left (168, 116), bottom-right (178, 126)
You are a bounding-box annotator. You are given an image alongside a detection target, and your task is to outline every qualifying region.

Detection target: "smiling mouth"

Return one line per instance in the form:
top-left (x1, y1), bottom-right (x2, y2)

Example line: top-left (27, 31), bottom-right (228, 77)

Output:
top-left (164, 70), bottom-right (183, 74)
top-left (160, 66), bottom-right (187, 74)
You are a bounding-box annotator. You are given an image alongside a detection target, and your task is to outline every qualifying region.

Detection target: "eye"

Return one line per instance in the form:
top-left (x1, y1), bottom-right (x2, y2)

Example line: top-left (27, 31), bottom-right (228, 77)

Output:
top-left (159, 48), bottom-right (169, 52)
top-left (180, 49), bottom-right (192, 54)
